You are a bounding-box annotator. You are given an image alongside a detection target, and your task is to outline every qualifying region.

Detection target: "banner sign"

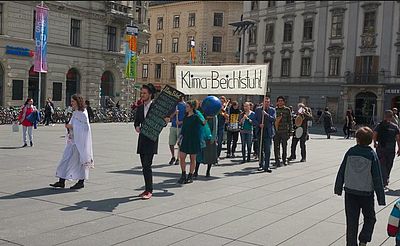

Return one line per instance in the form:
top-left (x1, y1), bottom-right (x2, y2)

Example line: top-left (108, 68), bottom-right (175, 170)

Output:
top-left (125, 25), bottom-right (139, 79)
top-left (34, 5), bottom-right (49, 73)
top-left (141, 85), bottom-right (185, 142)
top-left (6, 46), bottom-right (34, 57)
top-left (176, 64), bottom-right (268, 95)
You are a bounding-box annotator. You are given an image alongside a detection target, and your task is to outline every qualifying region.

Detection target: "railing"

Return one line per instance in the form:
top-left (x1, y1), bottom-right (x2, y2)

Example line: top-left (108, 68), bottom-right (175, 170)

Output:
top-left (105, 1), bottom-right (131, 16)
top-left (352, 73), bottom-right (379, 85)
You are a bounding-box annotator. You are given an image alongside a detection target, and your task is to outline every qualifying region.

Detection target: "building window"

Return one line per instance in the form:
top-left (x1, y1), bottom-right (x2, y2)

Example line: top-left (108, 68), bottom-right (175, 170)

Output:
top-left (70, 19), bottom-right (81, 47)
top-left (142, 64), bottom-right (148, 78)
top-left (53, 82), bottom-right (62, 101)
top-left (107, 26), bottom-right (117, 51)
top-left (187, 36), bottom-right (195, 52)
top-left (300, 57), bottom-right (311, 76)
top-left (173, 15), bottom-right (180, 28)
top-left (303, 18), bottom-right (313, 41)
top-left (361, 56), bottom-right (373, 74)
top-left (281, 58), bottom-right (291, 77)
top-left (251, 1), bottom-right (259, 11)
top-left (188, 13), bottom-right (195, 27)
top-left (12, 80), bottom-right (23, 100)
top-left (268, 1), bottom-right (276, 7)
top-left (171, 63), bottom-right (177, 79)
top-left (212, 36), bottom-right (222, 52)
top-left (143, 40), bottom-right (149, 54)
top-left (397, 55), bottom-right (400, 76)
top-left (147, 18), bottom-right (150, 31)
top-left (214, 13), bottom-right (223, 27)
top-left (155, 64), bottom-right (161, 79)
top-left (249, 26), bottom-right (257, 45)
top-left (157, 17), bottom-right (163, 30)
top-left (363, 11), bottom-right (376, 33)
top-left (156, 39), bottom-right (163, 53)
top-left (286, 0), bottom-right (295, 4)
top-left (329, 57), bottom-right (341, 76)
top-left (172, 38), bottom-right (179, 53)
top-left (264, 58), bottom-right (273, 77)
top-left (32, 10), bottom-right (36, 39)
top-left (331, 13), bottom-right (343, 38)
top-left (283, 21), bottom-right (293, 42)
top-left (265, 23), bottom-right (274, 44)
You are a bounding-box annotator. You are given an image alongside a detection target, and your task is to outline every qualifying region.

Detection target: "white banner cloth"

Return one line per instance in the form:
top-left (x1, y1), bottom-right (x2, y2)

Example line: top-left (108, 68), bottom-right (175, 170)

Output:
top-left (176, 64), bottom-right (268, 95)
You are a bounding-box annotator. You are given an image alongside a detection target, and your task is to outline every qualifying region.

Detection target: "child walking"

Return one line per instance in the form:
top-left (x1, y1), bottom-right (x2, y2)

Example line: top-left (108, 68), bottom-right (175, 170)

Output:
top-left (388, 199), bottom-right (400, 246)
top-left (334, 126), bottom-right (386, 246)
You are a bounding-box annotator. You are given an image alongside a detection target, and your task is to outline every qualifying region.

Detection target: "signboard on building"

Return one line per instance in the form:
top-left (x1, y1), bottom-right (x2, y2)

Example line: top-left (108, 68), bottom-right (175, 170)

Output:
top-left (6, 46), bottom-right (34, 57)
top-left (176, 65), bottom-right (268, 95)
top-left (34, 4), bottom-right (49, 73)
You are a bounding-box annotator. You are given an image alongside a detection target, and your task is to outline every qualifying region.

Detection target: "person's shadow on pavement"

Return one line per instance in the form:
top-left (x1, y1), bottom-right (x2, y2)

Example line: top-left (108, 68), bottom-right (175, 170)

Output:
top-left (60, 196), bottom-right (141, 212)
top-left (0, 187), bottom-right (75, 200)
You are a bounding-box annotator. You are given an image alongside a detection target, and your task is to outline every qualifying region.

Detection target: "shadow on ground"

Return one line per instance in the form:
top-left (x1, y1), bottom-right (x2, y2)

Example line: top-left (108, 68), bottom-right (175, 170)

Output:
top-left (0, 187), bottom-right (76, 199)
top-left (385, 189), bottom-right (400, 196)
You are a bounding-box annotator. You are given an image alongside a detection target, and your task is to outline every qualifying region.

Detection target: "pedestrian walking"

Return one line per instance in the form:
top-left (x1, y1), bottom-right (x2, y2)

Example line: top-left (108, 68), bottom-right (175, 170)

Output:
top-left (226, 101), bottom-right (241, 158)
top-left (254, 97), bottom-right (275, 173)
top-left (178, 100), bottom-right (206, 184)
top-left (392, 108), bottom-right (400, 128)
top-left (50, 94), bottom-right (94, 190)
top-left (273, 96), bottom-right (293, 167)
top-left (168, 96), bottom-right (186, 165)
top-left (18, 98), bottom-right (37, 147)
top-left (288, 103), bottom-right (313, 162)
top-left (216, 96), bottom-right (229, 162)
top-left (85, 100), bottom-right (94, 123)
top-left (373, 110), bottom-right (400, 188)
top-left (134, 83), bottom-right (159, 200)
top-left (334, 126), bottom-right (385, 246)
top-left (44, 97), bottom-right (54, 126)
top-left (239, 102), bottom-right (255, 163)
top-left (344, 110), bottom-right (355, 139)
top-left (387, 198), bottom-right (400, 246)
top-left (194, 115), bottom-right (218, 178)
top-left (319, 107), bottom-right (334, 139)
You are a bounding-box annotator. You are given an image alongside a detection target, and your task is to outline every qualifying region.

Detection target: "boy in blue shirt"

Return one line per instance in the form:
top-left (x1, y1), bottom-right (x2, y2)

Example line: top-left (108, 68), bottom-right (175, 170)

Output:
top-left (334, 126), bottom-right (386, 246)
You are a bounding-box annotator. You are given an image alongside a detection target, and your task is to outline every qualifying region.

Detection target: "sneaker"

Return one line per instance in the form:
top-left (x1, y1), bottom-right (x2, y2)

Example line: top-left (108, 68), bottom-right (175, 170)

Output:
top-left (231, 153), bottom-right (236, 158)
top-left (193, 172), bottom-right (198, 179)
top-left (178, 174), bottom-right (186, 184)
top-left (205, 171), bottom-right (210, 177)
top-left (300, 159), bottom-right (306, 162)
top-left (169, 157), bottom-right (176, 165)
top-left (70, 182), bottom-right (84, 189)
top-left (226, 154), bottom-right (231, 158)
top-left (174, 158), bottom-right (179, 165)
top-left (138, 191), bottom-right (147, 197)
top-left (258, 167), bottom-right (264, 171)
top-left (359, 242), bottom-right (367, 246)
top-left (142, 192), bottom-right (152, 200)
top-left (287, 156), bottom-right (296, 161)
top-left (30, 141), bottom-right (33, 147)
top-left (264, 168), bottom-right (272, 173)
top-left (185, 173), bottom-right (193, 184)
top-left (22, 143), bottom-right (27, 148)
top-left (49, 181), bottom-right (65, 188)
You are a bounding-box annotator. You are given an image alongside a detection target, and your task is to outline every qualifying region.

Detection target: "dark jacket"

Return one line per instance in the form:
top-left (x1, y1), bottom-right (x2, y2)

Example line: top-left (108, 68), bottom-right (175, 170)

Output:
top-left (134, 104), bottom-right (158, 155)
top-left (253, 106), bottom-right (276, 139)
top-left (334, 144), bottom-right (385, 206)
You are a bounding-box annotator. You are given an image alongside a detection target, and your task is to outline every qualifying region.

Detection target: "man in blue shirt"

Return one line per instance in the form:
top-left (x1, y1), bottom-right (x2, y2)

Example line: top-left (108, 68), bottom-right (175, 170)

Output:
top-left (254, 97), bottom-right (276, 173)
top-left (169, 96), bottom-right (186, 165)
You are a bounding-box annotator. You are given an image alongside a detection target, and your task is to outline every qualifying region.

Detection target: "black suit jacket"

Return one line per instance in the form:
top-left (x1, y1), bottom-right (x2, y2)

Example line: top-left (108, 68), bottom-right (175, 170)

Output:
top-left (134, 104), bottom-right (158, 154)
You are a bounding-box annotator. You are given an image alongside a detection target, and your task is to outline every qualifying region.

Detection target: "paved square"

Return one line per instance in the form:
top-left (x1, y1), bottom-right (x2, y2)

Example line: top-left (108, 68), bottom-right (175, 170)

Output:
top-left (0, 123), bottom-right (399, 246)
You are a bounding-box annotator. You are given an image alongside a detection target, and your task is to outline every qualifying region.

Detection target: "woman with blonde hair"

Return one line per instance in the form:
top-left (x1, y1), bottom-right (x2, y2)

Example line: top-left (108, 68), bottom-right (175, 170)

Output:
top-left (50, 94), bottom-right (94, 189)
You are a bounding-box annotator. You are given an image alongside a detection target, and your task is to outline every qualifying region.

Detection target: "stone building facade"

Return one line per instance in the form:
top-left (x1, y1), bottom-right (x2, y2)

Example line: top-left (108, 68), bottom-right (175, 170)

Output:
top-left (0, 1), bottom-right (149, 109)
top-left (136, 1), bottom-right (243, 93)
top-left (243, 1), bottom-right (400, 124)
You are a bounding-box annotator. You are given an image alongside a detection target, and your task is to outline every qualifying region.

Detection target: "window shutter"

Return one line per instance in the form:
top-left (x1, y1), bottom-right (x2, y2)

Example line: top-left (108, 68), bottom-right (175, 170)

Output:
top-left (372, 56), bottom-right (379, 74)
top-left (355, 56), bottom-right (362, 74)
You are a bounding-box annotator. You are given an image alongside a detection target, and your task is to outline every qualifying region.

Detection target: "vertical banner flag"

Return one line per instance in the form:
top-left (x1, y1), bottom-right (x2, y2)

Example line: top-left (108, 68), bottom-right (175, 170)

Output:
top-left (189, 39), bottom-right (195, 64)
top-left (125, 25), bottom-right (138, 79)
top-left (34, 4), bottom-right (49, 73)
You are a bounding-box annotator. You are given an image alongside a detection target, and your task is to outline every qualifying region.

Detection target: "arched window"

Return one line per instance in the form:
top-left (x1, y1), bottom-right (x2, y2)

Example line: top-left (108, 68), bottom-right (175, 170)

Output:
top-left (100, 71), bottom-right (114, 97)
top-left (66, 68), bottom-right (80, 107)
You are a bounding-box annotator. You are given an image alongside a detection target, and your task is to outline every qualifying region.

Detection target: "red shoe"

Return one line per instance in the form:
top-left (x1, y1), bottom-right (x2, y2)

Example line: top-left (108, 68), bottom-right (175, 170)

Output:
top-left (138, 191), bottom-right (147, 197)
top-left (142, 192), bottom-right (152, 200)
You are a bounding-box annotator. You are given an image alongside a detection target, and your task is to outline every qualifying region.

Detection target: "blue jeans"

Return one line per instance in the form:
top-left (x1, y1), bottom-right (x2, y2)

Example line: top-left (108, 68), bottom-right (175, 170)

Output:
top-left (217, 127), bottom-right (224, 158)
top-left (259, 136), bottom-right (272, 169)
top-left (240, 132), bottom-right (253, 160)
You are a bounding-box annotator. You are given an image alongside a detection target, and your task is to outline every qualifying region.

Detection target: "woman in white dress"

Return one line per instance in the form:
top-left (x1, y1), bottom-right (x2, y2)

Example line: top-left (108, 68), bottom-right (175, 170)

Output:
top-left (50, 94), bottom-right (94, 189)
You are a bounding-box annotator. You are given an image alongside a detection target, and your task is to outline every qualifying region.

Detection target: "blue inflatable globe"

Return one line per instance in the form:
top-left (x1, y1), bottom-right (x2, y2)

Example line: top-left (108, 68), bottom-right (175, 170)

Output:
top-left (201, 96), bottom-right (222, 116)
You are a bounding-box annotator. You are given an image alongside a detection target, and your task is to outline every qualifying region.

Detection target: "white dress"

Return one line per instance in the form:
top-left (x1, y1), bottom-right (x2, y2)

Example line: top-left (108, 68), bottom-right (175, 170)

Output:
top-left (55, 109), bottom-right (94, 180)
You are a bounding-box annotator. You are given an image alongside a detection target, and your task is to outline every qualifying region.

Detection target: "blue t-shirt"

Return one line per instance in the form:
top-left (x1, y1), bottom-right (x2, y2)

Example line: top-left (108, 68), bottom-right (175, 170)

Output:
top-left (171, 102), bottom-right (186, 128)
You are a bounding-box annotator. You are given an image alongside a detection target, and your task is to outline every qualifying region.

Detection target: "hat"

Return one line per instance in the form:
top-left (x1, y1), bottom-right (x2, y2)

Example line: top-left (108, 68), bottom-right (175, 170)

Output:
top-left (142, 83), bottom-right (157, 95)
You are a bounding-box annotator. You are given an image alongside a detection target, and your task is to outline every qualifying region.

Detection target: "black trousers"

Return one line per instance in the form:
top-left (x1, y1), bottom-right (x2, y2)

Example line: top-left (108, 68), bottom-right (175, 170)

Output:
top-left (44, 113), bottom-right (52, 125)
top-left (140, 154), bottom-right (154, 192)
top-left (227, 131), bottom-right (239, 155)
top-left (274, 132), bottom-right (289, 163)
top-left (345, 193), bottom-right (376, 246)
top-left (290, 135), bottom-right (307, 160)
top-left (377, 147), bottom-right (395, 186)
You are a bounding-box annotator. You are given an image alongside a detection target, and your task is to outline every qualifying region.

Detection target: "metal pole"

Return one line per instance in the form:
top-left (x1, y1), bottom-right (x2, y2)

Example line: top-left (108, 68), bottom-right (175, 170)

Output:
top-left (37, 1), bottom-right (44, 110)
top-left (38, 72), bottom-right (41, 109)
top-left (258, 63), bottom-right (269, 167)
